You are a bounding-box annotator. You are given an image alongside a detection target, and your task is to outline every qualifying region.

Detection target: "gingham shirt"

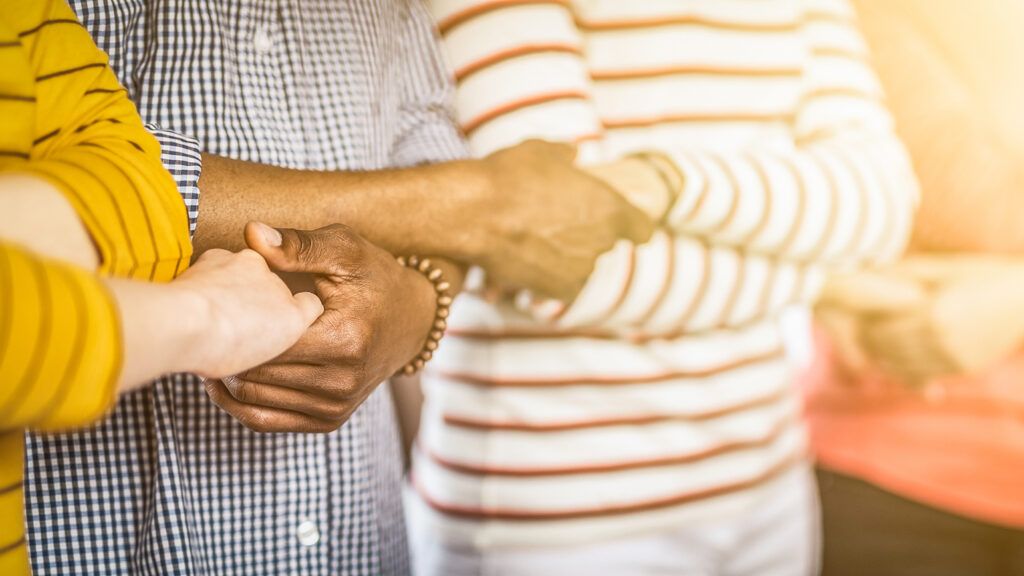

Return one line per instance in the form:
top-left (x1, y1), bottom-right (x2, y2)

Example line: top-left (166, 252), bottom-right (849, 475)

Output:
top-left (24, 1), bottom-right (466, 575)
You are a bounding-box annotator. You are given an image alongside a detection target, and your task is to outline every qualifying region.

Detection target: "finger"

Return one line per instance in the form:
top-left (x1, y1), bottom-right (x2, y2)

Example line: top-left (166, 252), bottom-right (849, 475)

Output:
top-left (516, 235), bottom-right (594, 301)
top-left (244, 221), bottom-right (283, 256)
top-left (536, 139), bottom-right (576, 162)
top-left (193, 247), bottom-right (233, 264)
top-left (863, 314), bottom-right (957, 381)
top-left (293, 291), bottom-right (325, 326)
top-left (236, 363), bottom-right (337, 394)
top-left (892, 255), bottom-right (1013, 285)
top-left (245, 222), bottom-right (360, 276)
top-left (818, 272), bottom-right (928, 313)
top-left (205, 378), bottom-right (342, 433)
top-left (220, 375), bottom-right (349, 421)
top-left (616, 200), bottom-right (657, 245)
top-left (269, 314), bottom-right (366, 365)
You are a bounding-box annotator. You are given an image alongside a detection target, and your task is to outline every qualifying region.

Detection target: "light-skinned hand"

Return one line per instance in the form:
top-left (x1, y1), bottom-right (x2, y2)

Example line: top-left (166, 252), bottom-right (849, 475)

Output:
top-left (172, 246), bottom-right (324, 379)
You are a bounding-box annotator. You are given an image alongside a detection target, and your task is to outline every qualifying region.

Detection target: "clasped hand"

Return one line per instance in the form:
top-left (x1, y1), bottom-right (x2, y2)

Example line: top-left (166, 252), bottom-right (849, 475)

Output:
top-left (205, 222), bottom-right (436, 433)
top-left (817, 256), bottom-right (1024, 385)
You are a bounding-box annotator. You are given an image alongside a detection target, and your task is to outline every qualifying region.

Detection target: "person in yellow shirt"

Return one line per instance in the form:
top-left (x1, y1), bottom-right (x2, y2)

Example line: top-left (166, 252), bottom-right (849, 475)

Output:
top-left (0, 1), bottom-right (324, 572)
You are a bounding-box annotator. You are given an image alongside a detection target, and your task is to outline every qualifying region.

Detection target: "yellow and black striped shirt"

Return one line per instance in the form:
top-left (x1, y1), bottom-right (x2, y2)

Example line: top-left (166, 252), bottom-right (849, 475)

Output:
top-left (0, 0), bottom-right (191, 572)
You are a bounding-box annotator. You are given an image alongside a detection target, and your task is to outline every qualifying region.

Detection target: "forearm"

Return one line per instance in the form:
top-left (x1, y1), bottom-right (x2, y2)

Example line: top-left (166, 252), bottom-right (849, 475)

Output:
top-left (105, 278), bottom-right (205, 391)
top-left (0, 173), bottom-right (99, 269)
top-left (193, 154), bottom-right (491, 262)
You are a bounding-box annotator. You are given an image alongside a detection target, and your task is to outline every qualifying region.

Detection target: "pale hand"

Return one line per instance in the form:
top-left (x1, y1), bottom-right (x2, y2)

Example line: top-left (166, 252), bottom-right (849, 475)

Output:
top-left (173, 247), bottom-right (324, 379)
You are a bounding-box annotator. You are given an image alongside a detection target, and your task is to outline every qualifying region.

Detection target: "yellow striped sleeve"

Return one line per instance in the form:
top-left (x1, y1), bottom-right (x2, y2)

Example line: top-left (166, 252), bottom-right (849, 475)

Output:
top-left (0, 241), bottom-right (123, 575)
top-left (0, 430), bottom-right (29, 575)
top-left (1, 0), bottom-right (191, 282)
top-left (0, 241), bottom-right (121, 432)
top-left (0, 8), bottom-right (34, 164)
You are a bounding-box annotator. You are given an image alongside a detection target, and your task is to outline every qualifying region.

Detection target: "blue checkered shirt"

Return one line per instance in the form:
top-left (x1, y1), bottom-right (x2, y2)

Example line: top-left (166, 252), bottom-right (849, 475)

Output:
top-left (24, 1), bottom-right (466, 574)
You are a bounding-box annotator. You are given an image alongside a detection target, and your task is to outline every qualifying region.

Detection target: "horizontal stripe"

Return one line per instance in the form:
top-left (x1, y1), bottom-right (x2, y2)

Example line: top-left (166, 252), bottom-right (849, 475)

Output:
top-left (603, 111), bottom-right (788, 130)
top-left (0, 41), bottom-right (21, 48)
top-left (592, 64), bottom-right (802, 81)
top-left (442, 386), bottom-right (791, 432)
top-left (447, 304), bottom-right (780, 340)
top-left (440, 1), bottom-right (809, 36)
top-left (0, 150), bottom-right (30, 159)
top-left (18, 18), bottom-right (83, 37)
top-left (462, 90), bottom-right (589, 135)
top-left (0, 480), bottom-right (22, 496)
top-left (75, 117), bottom-right (122, 133)
top-left (0, 536), bottom-right (25, 555)
top-left (455, 43), bottom-right (582, 81)
top-left (84, 87), bottom-right (127, 96)
top-left (33, 128), bottom-right (60, 146)
top-left (427, 411), bottom-right (795, 475)
top-left (413, 452), bottom-right (801, 520)
top-left (800, 87), bottom-right (884, 105)
top-left (803, 9), bottom-right (856, 25)
top-left (439, 0), bottom-right (570, 34)
top-left (433, 346), bottom-right (784, 387)
top-left (811, 46), bottom-right (869, 61)
top-left (36, 62), bottom-right (105, 82)
top-left (0, 94), bottom-right (35, 102)
top-left (576, 14), bottom-right (799, 33)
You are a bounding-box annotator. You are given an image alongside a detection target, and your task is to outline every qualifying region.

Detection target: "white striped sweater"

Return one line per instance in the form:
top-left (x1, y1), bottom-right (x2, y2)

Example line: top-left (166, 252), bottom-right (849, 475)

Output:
top-left (413, 0), bottom-right (918, 548)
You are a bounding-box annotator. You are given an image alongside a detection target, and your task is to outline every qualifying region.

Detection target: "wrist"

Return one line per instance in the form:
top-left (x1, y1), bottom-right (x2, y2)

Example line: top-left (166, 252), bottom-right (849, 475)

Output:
top-left (429, 159), bottom-right (498, 266)
top-left (165, 282), bottom-right (219, 376)
top-left (396, 256), bottom-right (454, 375)
top-left (105, 279), bottom-right (208, 389)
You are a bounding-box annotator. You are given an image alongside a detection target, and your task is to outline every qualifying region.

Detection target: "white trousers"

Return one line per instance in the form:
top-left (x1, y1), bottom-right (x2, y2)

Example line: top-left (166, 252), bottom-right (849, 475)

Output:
top-left (408, 463), bottom-right (820, 576)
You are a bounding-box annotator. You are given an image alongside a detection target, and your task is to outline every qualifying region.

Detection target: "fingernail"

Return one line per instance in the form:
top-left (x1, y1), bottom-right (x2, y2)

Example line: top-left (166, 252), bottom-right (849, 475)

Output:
top-left (254, 222), bottom-right (282, 247)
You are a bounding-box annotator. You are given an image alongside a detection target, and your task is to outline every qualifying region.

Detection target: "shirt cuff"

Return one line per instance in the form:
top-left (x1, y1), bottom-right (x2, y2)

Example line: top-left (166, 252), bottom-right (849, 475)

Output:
top-left (146, 124), bottom-right (202, 237)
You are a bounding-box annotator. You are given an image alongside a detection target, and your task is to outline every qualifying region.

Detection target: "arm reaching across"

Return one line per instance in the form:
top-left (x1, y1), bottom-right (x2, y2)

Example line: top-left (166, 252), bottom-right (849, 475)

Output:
top-left (0, 240), bottom-right (322, 431)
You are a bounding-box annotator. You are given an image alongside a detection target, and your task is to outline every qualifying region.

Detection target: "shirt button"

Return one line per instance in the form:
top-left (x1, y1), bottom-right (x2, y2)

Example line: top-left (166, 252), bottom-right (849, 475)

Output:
top-left (253, 27), bottom-right (273, 54)
top-left (296, 520), bottom-right (320, 547)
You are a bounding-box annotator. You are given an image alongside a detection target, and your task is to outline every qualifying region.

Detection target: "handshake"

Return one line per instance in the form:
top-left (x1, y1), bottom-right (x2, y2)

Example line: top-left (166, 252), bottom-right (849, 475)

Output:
top-left (817, 255), bottom-right (1024, 386)
top-left (164, 141), bottom-right (661, 433)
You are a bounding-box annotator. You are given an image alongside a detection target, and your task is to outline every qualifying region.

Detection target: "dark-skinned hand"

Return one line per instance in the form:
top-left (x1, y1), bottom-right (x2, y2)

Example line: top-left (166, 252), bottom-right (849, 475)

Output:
top-left (205, 222), bottom-right (436, 433)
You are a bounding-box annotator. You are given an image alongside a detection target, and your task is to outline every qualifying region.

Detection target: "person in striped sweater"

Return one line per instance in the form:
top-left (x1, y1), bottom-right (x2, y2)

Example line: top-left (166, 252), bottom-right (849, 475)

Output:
top-left (408, 0), bottom-right (919, 573)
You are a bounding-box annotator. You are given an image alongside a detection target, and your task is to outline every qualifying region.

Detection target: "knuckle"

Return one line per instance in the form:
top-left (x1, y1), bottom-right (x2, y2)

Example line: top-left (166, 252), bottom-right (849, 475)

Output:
top-left (296, 229), bottom-right (317, 258)
top-left (314, 419), bottom-right (343, 433)
top-left (197, 248), bottom-right (230, 264)
top-left (338, 372), bottom-right (364, 398)
top-left (328, 224), bottom-right (364, 253)
top-left (227, 378), bottom-right (255, 403)
top-left (338, 321), bottom-right (373, 359)
top-left (240, 410), bottom-right (272, 433)
top-left (237, 248), bottom-right (266, 266)
top-left (349, 363), bottom-right (369, 389)
top-left (322, 402), bottom-right (350, 421)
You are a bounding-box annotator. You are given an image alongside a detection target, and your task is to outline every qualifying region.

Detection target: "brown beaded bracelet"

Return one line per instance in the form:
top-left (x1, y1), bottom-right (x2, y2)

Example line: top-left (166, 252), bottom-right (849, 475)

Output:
top-left (395, 255), bottom-right (453, 376)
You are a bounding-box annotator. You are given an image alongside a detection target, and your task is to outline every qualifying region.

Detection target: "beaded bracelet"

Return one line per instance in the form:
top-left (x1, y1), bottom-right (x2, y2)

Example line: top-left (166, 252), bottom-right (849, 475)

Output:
top-left (395, 255), bottom-right (453, 376)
